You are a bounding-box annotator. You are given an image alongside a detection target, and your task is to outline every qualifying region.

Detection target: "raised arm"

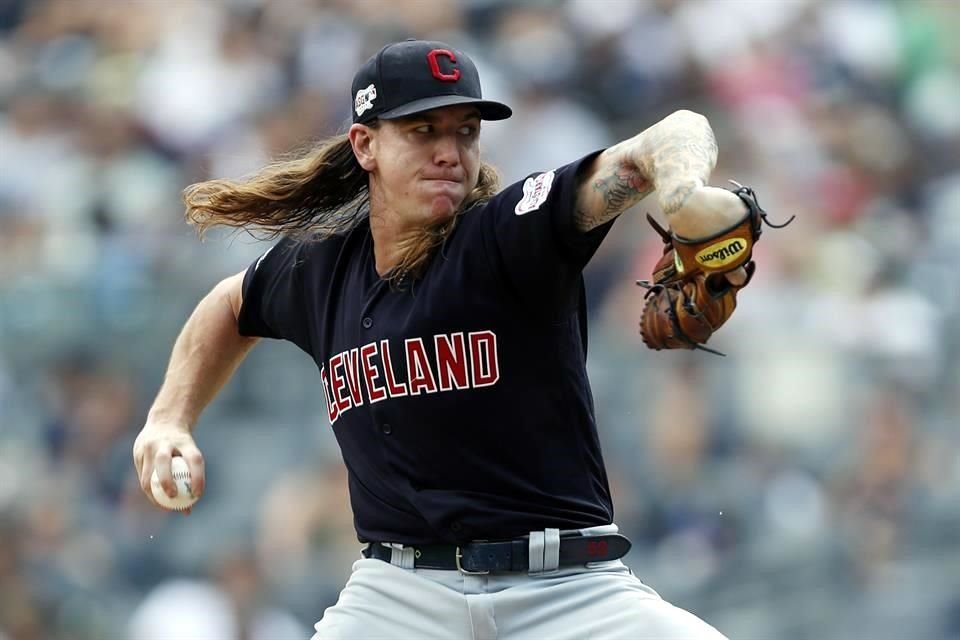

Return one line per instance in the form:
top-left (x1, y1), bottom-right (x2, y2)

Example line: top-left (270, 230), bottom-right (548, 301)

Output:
top-left (578, 111), bottom-right (794, 354)
top-left (133, 271), bottom-right (259, 510)
top-left (575, 110), bottom-right (744, 238)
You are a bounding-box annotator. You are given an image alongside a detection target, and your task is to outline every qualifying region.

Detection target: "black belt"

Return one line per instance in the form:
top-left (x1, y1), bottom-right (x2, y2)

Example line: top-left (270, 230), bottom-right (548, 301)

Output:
top-left (362, 532), bottom-right (631, 574)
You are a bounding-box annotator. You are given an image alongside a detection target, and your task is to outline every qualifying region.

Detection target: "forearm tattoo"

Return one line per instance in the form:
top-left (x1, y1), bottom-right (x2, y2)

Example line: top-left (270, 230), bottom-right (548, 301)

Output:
top-left (573, 111), bottom-right (717, 231)
top-left (575, 162), bottom-right (651, 231)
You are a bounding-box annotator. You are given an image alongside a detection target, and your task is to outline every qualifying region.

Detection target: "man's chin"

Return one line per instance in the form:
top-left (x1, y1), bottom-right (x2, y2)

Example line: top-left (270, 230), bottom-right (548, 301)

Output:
top-left (428, 195), bottom-right (461, 221)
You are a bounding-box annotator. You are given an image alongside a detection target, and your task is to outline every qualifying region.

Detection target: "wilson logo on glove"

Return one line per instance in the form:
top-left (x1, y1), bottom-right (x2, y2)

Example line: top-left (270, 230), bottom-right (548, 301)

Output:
top-left (695, 238), bottom-right (748, 268)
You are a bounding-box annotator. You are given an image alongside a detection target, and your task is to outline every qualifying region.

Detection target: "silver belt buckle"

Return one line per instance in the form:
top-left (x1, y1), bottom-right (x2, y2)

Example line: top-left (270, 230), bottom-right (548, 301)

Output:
top-left (455, 546), bottom-right (490, 575)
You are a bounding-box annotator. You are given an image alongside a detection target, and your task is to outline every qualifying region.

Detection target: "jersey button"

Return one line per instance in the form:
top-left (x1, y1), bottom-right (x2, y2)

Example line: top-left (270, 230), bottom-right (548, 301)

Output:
top-left (381, 423), bottom-right (392, 435)
top-left (362, 317), bottom-right (373, 329)
top-left (450, 521), bottom-right (463, 533)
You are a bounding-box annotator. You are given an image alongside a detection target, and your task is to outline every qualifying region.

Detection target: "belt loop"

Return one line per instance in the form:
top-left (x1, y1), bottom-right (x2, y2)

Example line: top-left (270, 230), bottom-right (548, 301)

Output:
top-left (528, 531), bottom-right (545, 573)
top-left (384, 543), bottom-right (416, 569)
top-left (543, 528), bottom-right (560, 572)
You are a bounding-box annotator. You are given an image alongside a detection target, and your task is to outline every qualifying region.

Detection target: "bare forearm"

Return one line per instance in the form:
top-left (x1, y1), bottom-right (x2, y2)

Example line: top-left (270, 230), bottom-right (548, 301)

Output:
top-left (574, 110), bottom-right (717, 232)
top-left (633, 110), bottom-right (717, 216)
top-left (148, 278), bottom-right (258, 429)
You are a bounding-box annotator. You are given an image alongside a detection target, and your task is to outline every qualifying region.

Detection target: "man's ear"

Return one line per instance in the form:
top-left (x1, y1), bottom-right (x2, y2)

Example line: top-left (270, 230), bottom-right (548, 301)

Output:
top-left (348, 123), bottom-right (377, 172)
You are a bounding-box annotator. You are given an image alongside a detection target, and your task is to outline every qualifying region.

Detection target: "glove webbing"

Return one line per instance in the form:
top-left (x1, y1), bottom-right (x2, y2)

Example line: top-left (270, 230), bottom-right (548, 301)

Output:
top-left (636, 280), bottom-right (726, 357)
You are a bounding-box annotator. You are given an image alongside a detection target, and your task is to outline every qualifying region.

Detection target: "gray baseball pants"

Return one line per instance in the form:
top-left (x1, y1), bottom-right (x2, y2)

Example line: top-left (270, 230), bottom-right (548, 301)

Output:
top-left (311, 526), bottom-right (727, 640)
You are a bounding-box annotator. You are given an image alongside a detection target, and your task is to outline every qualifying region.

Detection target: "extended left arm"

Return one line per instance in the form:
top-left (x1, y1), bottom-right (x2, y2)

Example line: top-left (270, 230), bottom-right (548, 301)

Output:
top-left (575, 110), bottom-right (744, 238)
top-left (578, 111), bottom-right (794, 354)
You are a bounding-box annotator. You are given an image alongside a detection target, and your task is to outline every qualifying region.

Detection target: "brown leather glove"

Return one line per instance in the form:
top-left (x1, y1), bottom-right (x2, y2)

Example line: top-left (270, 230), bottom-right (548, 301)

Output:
top-left (638, 183), bottom-right (793, 356)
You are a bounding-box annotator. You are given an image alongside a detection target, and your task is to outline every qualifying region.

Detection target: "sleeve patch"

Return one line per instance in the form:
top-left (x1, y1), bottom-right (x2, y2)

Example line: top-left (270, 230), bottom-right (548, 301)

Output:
top-left (514, 170), bottom-right (555, 216)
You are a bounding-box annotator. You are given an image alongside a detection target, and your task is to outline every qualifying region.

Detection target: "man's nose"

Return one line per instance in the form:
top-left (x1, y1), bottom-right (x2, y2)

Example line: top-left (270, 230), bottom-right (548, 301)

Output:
top-left (434, 134), bottom-right (460, 166)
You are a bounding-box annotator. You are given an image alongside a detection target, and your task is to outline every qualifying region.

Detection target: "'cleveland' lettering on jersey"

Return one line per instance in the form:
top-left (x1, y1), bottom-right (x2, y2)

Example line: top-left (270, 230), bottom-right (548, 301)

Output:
top-left (239, 150), bottom-right (616, 543)
top-left (319, 330), bottom-right (500, 424)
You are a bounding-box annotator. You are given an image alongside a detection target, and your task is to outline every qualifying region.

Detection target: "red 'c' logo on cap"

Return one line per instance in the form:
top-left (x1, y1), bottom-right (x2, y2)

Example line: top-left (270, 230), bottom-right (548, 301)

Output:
top-left (427, 49), bottom-right (460, 82)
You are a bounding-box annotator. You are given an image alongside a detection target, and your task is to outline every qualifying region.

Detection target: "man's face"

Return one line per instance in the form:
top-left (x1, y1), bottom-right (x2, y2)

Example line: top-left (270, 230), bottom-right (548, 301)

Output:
top-left (353, 105), bottom-right (482, 226)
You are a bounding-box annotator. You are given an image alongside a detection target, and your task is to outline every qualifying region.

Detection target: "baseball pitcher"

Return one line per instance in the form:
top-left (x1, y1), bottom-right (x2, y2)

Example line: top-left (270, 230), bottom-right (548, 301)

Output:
top-left (133, 39), bottom-right (790, 639)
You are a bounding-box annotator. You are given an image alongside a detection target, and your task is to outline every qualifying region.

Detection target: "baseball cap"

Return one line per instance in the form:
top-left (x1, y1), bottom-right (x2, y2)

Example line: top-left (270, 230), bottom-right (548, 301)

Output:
top-left (351, 39), bottom-right (512, 124)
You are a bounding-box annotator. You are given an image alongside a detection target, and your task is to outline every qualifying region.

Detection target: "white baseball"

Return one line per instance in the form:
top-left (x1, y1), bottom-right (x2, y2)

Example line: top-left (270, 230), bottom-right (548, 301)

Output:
top-left (150, 457), bottom-right (198, 511)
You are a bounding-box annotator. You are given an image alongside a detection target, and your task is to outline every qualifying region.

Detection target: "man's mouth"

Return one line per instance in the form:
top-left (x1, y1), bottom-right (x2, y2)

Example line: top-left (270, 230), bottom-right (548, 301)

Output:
top-left (424, 179), bottom-right (464, 191)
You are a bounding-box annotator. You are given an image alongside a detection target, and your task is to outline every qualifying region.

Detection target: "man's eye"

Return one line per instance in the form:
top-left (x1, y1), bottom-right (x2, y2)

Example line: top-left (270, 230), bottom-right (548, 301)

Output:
top-left (459, 126), bottom-right (477, 136)
top-left (414, 125), bottom-right (432, 133)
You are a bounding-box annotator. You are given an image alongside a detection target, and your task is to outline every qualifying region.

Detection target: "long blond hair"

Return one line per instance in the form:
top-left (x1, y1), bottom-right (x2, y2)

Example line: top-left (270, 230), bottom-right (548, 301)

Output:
top-left (183, 130), bottom-right (501, 281)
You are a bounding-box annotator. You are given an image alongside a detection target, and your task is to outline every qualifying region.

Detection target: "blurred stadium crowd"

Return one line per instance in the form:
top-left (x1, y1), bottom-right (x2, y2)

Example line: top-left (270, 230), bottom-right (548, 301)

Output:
top-left (1, 0), bottom-right (959, 638)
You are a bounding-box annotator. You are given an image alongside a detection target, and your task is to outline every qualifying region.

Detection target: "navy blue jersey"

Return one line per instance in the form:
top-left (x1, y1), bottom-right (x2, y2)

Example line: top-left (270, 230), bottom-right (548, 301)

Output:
top-left (239, 151), bottom-right (617, 544)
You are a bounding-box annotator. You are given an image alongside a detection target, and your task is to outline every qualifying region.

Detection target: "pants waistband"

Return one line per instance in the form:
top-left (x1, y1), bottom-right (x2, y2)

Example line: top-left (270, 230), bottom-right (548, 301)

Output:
top-left (362, 529), bottom-right (631, 574)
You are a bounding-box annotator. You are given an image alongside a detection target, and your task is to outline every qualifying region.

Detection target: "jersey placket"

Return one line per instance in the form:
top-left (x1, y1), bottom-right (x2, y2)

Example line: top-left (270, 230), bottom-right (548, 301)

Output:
top-left (358, 278), bottom-right (392, 437)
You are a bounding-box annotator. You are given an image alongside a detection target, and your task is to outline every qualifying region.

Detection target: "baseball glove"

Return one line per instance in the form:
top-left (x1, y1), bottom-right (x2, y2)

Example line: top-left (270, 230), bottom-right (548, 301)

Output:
top-left (637, 182), bottom-right (793, 356)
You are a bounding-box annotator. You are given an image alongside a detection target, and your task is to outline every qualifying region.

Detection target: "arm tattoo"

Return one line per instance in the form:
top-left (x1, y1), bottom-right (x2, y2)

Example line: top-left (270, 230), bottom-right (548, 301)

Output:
top-left (574, 161), bottom-right (652, 231)
top-left (573, 111), bottom-right (717, 231)
top-left (594, 165), bottom-right (649, 213)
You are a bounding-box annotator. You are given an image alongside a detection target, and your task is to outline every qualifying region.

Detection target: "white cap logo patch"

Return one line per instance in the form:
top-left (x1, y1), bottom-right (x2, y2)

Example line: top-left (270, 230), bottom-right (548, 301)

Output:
top-left (354, 84), bottom-right (377, 117)
top-left (514, 170), bottom-right (555, 215)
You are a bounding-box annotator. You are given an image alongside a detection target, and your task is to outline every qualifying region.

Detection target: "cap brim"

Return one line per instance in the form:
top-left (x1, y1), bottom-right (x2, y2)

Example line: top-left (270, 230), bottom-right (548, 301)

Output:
top-left (378, 95), bottom-right (512, 121)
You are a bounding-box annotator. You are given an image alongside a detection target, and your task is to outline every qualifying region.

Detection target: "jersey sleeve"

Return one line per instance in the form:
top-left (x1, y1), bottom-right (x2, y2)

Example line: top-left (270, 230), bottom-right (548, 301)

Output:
top-left (477, 149), bottom-right (616, 305)
top-left (237, 236), bottom-right (313, 352)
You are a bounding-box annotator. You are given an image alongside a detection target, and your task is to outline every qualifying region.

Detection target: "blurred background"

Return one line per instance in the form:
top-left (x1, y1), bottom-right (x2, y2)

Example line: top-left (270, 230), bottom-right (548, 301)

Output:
top-left (0, 0), bottom-right (959, 638)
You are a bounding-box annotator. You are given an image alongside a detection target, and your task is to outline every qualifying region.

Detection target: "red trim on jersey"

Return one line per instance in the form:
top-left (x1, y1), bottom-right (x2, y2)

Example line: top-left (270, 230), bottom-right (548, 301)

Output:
top-left (320, 366), bottom-right (339, 424)
top-left (406, 338), bottom-right (438, 395)
top-left (344, 348), bottom-right (364, 407)
top-left (380, 339), bottom-right (409, 397)
top-left (435, 333), bottom-right (469, 391)
top-left (329, 353), bottom-right (352, 413)
top-left (469, 331), bottom-right (499, 387)
top-left (360, 342), bottom-right (387, 403)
